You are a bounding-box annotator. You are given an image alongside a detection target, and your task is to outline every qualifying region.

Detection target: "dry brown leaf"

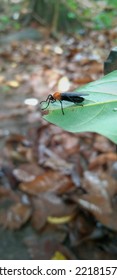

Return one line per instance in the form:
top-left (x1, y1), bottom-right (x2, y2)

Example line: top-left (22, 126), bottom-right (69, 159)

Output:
top-left (4, 134), bottom-right (33, 162)
top-left (19, 171), bottom-right (73, 195)
top-left (1, 203), bottom-right (32, 229)
top-left (78, 193), bottom-right (112, 217)
top-left (13, 168), bottom-right (36, 182)
top-left (76, 171), bottom-right (117, 231)
top-left (31, 208), bottom-right (47, 231)
top-left (31, 198), bottom-right (47, 231)
top-left (73, 74), bottom-right (93, 84)
top-left (0, 187), bottom-right (10, 199)
top-left (25, 235), bottom-right (76, 260)
top-left (93, 135), bottom-right (113, 153)
top-left (89, 153), bottom-right (117, 169)
top-left (88, 61), bottom-right (103, 73)
top-left (31, 194), bottom-right (77, 230)
top-left (41, 193), bottom-right (77, 216)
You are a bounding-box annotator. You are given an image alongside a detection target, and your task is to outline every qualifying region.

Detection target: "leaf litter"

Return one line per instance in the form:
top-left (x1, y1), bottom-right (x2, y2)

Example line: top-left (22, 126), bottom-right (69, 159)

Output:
top-left (0, 25), bottom-right (117, 260)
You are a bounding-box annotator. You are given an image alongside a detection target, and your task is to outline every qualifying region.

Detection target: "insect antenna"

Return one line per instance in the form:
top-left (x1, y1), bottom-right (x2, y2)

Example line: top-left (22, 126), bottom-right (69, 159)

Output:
top-left (40, 95), bottom-right (52, 110)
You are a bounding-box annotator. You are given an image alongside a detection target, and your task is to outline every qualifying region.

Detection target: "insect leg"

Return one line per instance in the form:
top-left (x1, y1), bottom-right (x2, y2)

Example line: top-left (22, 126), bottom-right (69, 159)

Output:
top-left (60, 100), bottom-right (64, 115)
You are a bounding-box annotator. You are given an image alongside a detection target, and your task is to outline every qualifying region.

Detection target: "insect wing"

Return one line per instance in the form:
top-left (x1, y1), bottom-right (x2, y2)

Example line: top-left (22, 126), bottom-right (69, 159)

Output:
top-left (62, 92), bottom-right (89, 96)
top-left (61, 92), bottom-right (89, 103)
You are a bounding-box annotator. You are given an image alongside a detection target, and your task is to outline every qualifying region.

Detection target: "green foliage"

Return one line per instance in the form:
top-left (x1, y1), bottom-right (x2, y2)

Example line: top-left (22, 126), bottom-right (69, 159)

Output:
top-left (42, 71), bottom-right (117, 144)
top-left (1, 0), bottom-right (116, 33)
top-left (67, 12), bottom-right (76, 19)
top-left (0, 1), bottom-right (22, 31)
top-left (67, 0), bottom-right (78, 10)
top-left (92, 0), bottom-right (117, 29)
top-left (0, 15), bottom-right (9, 31)
top-left (93, 11), bottom-right (112, 29)
top-left (66, 0), bottom-right (117, 30)
top-left (106, 0), bottom-right (117, 7)
top-left (24, 0), bottom-right (117, 32)
top-left (0, 15), bottom-right (9, 24)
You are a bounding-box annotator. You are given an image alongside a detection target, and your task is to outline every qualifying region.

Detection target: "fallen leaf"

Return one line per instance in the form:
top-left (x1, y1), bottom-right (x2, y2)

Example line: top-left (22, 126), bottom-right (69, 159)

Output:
top-left (25, 235), bottom-right (76, 260)
top-left (13, 168), bottom-right (36, 182)
top-left (47, 214), bottom-right (75, 224)
top-left (0, 203), bottom-right (32, 229)
top-left (51, 251), bottom-right (67, 260)
top-left (31, 193), bottom-right (77, 230)
top-left (89, 153), bottom-right (117, 169)
top-left (19, 171), bottom-right (74, 195)
top-left (57, 76), bottom-right (71, 92)
top-left (93, 135), bottom-right (113, 153)
top-left (76, 171), bottom-right (117, 231)
top-left (31, 199), bottom-right (47, 231)
top-left (6, 80), bottom-right (20, 88)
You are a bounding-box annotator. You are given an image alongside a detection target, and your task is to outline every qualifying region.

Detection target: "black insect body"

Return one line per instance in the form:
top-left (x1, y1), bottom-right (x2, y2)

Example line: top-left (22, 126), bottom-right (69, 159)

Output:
top-left (40, 92), bottom-right (89, 115)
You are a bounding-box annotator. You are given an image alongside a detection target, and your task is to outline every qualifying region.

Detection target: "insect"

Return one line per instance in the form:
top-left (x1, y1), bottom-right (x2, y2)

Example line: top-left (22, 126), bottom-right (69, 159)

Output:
top-left (40, 92), bottom-right (89, 115)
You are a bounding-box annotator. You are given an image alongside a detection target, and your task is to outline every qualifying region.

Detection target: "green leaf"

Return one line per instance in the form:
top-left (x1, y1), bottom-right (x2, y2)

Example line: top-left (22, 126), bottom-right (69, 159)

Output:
top-left (42, 70), bottom-right (117, 144)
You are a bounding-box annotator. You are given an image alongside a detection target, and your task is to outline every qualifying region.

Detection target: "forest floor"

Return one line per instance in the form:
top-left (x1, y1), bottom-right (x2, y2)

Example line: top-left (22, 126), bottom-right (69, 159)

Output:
top-left (0, 25), bottom-right (117, 259)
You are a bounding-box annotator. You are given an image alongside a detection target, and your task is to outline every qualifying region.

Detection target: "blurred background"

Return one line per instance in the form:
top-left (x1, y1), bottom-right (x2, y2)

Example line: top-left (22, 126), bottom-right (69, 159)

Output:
top-left (0, 0), bottom-right (117, 260)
